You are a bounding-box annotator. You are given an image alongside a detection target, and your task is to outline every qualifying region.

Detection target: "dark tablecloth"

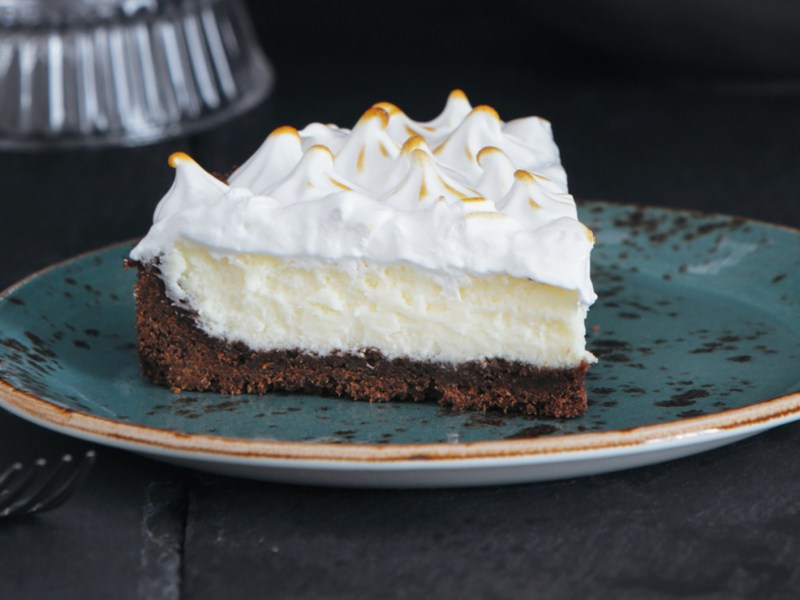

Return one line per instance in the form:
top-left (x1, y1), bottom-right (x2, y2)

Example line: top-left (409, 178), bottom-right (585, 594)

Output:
top-left (1, 61), bottom-right (799, 599)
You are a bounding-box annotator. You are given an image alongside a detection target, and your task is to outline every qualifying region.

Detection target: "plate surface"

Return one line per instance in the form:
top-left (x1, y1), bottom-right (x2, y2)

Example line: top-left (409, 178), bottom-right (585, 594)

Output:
top-left (1, 202), bottom-right (799, 487)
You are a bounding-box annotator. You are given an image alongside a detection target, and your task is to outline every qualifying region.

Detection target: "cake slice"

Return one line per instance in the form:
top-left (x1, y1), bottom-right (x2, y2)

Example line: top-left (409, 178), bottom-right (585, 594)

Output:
top-left (130, 90), bottom-right (597, 417)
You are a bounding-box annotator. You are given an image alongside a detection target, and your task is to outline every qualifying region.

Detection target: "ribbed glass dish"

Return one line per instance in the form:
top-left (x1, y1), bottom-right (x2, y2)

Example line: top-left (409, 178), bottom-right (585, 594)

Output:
top-left (0, 0), bottom-right (273, 148)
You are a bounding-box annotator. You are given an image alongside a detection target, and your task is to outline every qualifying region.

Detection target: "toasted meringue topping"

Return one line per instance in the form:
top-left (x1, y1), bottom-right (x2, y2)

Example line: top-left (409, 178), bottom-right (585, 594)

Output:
top-left (132, 91), bottom-right (596, 305)
top-left (167, 151), bottom-right (194, 168)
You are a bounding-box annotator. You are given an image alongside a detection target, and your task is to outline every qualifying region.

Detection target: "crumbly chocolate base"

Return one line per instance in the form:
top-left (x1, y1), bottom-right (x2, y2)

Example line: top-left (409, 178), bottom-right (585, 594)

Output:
top-left (134, 264), bottom-right (589, 417)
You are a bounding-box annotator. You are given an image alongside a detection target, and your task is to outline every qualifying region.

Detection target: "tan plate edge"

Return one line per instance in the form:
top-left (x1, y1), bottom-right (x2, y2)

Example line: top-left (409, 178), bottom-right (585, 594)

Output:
top-left (2, 378), bottom-right (799, 463)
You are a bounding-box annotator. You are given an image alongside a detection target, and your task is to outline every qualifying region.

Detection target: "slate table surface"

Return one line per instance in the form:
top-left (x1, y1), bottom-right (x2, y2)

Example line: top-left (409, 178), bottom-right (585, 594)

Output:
top-left (1, 61), bottom-right (800, 599)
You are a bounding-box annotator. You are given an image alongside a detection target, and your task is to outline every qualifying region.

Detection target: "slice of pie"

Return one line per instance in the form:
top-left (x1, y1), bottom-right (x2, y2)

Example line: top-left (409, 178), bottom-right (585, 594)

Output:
top-left (130, 90), bottom-right (597, 416)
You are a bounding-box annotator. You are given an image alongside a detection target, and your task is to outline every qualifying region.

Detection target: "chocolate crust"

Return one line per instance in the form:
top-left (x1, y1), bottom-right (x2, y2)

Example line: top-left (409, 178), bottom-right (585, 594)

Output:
top-left (134, 264), bottom-right (589, 417)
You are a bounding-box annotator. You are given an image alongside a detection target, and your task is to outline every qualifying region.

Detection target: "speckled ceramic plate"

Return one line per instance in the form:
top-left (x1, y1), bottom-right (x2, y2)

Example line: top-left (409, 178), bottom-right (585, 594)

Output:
top-left (1, 202), bottom-right (799, 488)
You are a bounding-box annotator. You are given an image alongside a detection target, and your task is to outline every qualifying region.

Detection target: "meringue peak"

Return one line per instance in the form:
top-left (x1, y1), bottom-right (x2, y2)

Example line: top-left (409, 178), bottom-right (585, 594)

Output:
top-left (474, 147), bottom-right (516, 199)
top-left (227, 125), bottom-right (304, 194)
top-left (422, 89), bottom-right (473, 132)
top-left (270, 125), bottom-right (301, 138)
top-left (266, 144), bottom-right (355, 203)
top-left (383, 148), bottom-right (479, 208)
top-left (372, 101), bottom-right (404, 116)
top-left (153, 153), bottom-right (227, 222)
top-left (168, 151), bottom-right (195, 168)
top-left (497, 169), bottom-right (577, 222)
top-left (335, 108), bottom-right (399, 187)
top-left (448, 88), bottom-right (468, 101)
top-left (471, 104), bottom-right (501, 121)
top-left (400, 135), bottom-right (432, 155)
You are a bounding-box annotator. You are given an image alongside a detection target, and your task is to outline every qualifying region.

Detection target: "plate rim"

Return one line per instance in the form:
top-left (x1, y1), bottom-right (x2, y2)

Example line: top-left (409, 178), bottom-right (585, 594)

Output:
top-left (1, 203), bottom-right (799, 465)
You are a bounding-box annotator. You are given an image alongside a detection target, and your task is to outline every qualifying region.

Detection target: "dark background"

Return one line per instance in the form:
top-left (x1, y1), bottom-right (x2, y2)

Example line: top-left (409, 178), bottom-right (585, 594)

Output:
top-left (253, 0), bottom-right (800, 80)
top-left (2, 1), bottom-right (800, 598)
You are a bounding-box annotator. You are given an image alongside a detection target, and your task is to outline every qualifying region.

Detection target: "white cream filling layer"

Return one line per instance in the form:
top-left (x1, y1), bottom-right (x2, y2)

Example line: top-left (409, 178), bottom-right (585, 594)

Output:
top-left (160, 242), bottom-right (593, 367)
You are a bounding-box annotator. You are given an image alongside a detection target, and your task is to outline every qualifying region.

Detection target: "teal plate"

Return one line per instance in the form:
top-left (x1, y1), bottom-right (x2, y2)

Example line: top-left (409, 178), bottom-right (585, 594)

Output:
top-left (1, 201), bottom-right (799, 487)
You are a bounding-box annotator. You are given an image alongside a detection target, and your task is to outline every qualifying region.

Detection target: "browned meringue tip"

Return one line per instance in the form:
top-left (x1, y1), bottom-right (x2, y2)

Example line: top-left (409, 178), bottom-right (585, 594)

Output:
top-left (167, 151), bottom-right (194, 168)
top-left (513, 169), bottom-right (551, 184)
top-left (356, 146), bottom-right (366, 172)
top-left (404, 124), bottom-right (424, 138)
top-left (410, 147), bottom-right (435, 165)
top-left (328, 176), bottom-right (352, 191)
top-left (514, 169), bottom-right (537, 183)
top-left (357, 106), bottom-right (390, 128)
top-left (449, 88), bottom-right (469, 102)
top-left (465, 211), bottom-right (507, 220)
top-left (269, 125), bottom-right (301, 139)
top-left (471, 105), bottom-right (501, 120)
top-left (372, 101), bottom-right (403, 116)
top-left (515, 170), bottom-right (544, 209)
top-left (401, 135), bottom-right (427, 154)
top-left (476, 146), bottom-right (504, 164)
top-left (583, 224), bottom-right (596, 243)
top-left (307, 144), bottom-right (334, 158)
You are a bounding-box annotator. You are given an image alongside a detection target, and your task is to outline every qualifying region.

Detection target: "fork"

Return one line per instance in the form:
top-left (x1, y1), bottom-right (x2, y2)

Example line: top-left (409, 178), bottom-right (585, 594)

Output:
top-left (0, 450), bottom-right (96, 518)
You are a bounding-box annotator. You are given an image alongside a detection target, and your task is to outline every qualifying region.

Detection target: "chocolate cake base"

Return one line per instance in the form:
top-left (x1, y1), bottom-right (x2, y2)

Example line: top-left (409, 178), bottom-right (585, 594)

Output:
top-left (134, 264), bottom-right (589, 417)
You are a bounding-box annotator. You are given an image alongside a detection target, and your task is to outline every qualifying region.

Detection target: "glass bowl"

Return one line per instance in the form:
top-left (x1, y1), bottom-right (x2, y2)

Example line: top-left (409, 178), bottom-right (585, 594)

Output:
top-left (0, 0), bottom-right (273, 148)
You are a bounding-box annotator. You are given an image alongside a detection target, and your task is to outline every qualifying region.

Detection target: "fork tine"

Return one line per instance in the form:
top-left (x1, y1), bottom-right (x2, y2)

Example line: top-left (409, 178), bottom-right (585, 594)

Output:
top-left (0, 450), bottom-right (97, 518)
top-left (4, 455), bottom-right (75, 517)
top-left (0, 459), bottom-right (45, 515)
top-left (28, 450), bottom-right (97, 514)
top-left (0, 462), bottom-right (23, 488)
